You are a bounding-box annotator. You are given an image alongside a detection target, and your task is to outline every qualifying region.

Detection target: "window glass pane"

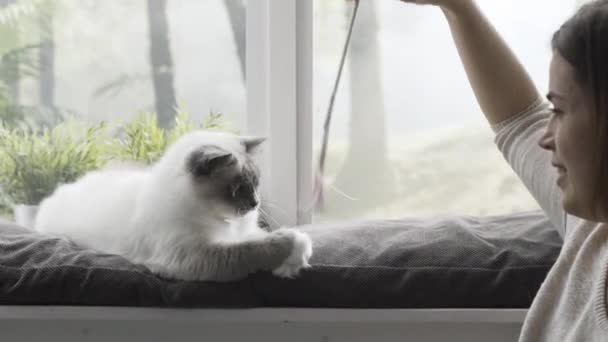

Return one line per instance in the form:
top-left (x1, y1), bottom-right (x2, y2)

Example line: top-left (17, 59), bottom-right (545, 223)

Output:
top-left (0, 0), bottom-right (246, 220)
top-left (313, 0), bottom-right (577, 223)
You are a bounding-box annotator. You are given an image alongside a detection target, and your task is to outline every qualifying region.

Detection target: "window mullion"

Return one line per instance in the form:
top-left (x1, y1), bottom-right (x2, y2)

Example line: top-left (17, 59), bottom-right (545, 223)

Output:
top-left (246, 0), bottom-right (312, 228)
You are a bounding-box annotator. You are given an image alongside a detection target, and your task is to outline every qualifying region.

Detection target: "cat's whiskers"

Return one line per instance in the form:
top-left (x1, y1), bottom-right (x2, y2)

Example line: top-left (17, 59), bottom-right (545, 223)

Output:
top-left (262, 184), bottom-right (358, 216)
top-left (258, 207), bottom-right (281, 227)
top-left (261, 200), bottom-right (289, 216)
top-left (328, 183), bottom-right (358, 201)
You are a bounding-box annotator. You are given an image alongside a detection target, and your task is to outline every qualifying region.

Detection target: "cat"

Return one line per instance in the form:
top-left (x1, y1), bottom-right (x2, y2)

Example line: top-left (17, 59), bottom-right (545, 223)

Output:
top-left (34, 130), bottom-right (313, 282)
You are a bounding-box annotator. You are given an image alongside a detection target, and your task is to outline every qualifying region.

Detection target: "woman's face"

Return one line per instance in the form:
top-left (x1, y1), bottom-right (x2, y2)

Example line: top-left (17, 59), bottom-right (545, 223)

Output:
top-left (538, 52), bottom-right (601, 221)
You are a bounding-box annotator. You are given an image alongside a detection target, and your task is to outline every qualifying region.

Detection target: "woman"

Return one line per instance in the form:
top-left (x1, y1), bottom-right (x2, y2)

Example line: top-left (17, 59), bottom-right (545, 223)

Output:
top-left (398, 0), bottom-right (608, 340)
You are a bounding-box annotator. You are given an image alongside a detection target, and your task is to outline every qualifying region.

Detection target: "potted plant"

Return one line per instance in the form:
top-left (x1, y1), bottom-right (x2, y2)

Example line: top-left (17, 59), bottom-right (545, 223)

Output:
top-left (0, 121), bottom-right (107, 227)
top-left (0, 106), bottom-right (231, 227)
top-left (108, 106), bottom-right (231, 165)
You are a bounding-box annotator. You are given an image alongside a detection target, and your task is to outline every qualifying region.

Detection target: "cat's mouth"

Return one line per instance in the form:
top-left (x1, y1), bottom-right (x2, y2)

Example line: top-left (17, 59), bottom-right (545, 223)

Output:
top-left (235, 197), bottom-right (259, 216)
top-left (218, 206), bottom-right (255, 221)
top-left (236, 207), bottom-right (257, 217)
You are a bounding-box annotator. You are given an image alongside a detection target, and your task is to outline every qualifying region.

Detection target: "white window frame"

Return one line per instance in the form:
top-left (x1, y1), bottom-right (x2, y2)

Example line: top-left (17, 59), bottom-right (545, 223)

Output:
top-left (246, 0), bottom-right (313, 228)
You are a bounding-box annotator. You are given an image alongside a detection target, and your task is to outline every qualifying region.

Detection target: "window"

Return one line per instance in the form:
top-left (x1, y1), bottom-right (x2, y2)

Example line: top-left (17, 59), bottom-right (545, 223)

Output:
top-left (0, 0), bottom-right (246, 220)
top-left (0, 0), bottom-right (585, 227)
top-left (312, 0), bottom-right (578, 223)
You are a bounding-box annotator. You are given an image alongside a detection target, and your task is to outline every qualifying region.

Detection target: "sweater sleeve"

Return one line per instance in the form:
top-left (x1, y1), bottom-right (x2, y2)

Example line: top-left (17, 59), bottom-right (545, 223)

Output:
top-left (491, 98), bottom-right (576, 239)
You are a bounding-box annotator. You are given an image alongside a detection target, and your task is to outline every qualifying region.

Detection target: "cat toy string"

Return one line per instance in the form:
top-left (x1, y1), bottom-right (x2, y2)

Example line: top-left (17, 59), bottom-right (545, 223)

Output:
top-left (313, 0), bottom-right (360, 211)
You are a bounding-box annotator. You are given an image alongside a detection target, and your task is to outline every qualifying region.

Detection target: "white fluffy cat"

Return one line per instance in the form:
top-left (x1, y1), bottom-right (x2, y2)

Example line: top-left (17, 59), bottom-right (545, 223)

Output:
top-left (34, 130), bottom-right (313, 281)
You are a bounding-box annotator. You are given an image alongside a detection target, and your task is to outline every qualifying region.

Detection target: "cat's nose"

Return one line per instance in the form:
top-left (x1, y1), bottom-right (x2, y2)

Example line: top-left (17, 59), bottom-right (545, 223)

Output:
top-left (238, 198), bottom-right (259, 213)
top-left (248, 198), bottom-right (259, 209)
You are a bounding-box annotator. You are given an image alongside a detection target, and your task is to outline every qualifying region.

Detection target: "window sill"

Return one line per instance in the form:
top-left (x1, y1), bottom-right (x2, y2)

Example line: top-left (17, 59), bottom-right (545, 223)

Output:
top-left (0, 306), bottom-right (526, 322)
top-left (0, 306), bottom-right (527, 341)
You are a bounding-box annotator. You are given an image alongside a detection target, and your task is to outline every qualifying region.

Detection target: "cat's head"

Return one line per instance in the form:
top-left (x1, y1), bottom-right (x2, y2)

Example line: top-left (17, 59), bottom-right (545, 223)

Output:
top-left (165, 130), bottom-right (265, 220)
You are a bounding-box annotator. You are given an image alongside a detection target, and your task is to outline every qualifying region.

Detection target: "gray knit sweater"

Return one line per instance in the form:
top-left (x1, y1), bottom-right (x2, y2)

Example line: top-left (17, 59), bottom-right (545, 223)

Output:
top-left (492, 99), bottom-right (608, 341)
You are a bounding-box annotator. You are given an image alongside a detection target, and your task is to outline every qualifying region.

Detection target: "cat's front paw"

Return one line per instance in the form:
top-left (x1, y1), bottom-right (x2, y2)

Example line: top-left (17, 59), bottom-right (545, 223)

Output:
top-left (271, 228), bottom-right (313, 279)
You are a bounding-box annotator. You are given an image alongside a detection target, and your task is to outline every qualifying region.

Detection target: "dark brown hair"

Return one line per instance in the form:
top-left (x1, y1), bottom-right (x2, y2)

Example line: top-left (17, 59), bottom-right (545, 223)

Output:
top-left (552, 0), bottom-right (608, 214)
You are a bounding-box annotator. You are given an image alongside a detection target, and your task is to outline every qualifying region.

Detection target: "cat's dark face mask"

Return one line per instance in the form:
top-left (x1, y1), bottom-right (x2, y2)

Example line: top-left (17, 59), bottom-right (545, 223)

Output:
top-left (186, 139), bottom-right (263, 218)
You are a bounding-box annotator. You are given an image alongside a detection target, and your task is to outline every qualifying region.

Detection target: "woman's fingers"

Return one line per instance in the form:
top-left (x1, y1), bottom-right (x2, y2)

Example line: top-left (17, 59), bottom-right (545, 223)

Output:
top-left (398, 0), bottom-right (439, 5)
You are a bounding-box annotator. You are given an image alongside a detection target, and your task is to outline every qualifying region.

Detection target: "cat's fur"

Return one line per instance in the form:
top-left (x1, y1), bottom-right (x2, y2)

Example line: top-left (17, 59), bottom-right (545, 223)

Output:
top-left (34, 130), bottom-right (312, 281)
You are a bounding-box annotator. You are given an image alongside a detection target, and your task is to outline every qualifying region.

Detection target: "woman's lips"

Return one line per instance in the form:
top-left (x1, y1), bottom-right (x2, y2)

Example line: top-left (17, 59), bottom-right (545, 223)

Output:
top-left (556, 168), bottom-right (566, 187)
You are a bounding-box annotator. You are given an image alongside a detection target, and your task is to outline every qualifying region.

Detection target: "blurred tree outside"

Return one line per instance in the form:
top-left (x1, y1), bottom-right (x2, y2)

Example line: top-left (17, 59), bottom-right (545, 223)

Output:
top-left (325, 0), bottom-right (396, 218)
top-left (38, 0), bottom-right (54, 109)
top-left (0, 0), bottom-right (67, 129)
top-left (0, 0), bottom-right (19, 102)
top-left (146, 0), bottom-right (177, 129)
top-left (223, 0), bottom-right (245, 81)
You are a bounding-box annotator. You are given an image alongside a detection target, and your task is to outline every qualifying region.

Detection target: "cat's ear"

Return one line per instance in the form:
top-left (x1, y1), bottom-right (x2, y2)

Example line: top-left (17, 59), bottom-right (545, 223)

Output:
top-left (187, 147), bottom-right (235, 177)
top-left (241, 136), bottom-right (266, 154)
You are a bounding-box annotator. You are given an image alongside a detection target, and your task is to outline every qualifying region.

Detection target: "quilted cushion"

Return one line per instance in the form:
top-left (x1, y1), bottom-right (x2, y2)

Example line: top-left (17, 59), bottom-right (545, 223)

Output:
top-left (0, 210), bottom-right (562, 308)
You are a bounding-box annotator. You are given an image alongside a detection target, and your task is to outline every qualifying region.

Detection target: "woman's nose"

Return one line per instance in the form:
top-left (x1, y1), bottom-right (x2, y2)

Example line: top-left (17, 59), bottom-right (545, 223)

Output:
top-left (538, 127), bottom-right (555, 151)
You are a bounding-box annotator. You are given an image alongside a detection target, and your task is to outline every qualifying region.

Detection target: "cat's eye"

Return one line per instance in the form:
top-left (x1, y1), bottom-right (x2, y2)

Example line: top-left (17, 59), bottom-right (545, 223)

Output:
top-left (231, 184), bottom-right (241, 197)
top-left (230, 182), bottom-right (254, 198)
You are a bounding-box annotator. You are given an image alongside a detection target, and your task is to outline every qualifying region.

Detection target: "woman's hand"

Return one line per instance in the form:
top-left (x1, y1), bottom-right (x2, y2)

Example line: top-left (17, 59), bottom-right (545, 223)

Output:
top-left (397, 0), bottom-right (474, 16)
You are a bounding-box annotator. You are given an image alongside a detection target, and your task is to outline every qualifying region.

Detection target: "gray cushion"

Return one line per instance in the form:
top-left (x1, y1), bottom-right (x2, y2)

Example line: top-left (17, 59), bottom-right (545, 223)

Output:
top-left (0, 210), bottom-right (562, 308)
